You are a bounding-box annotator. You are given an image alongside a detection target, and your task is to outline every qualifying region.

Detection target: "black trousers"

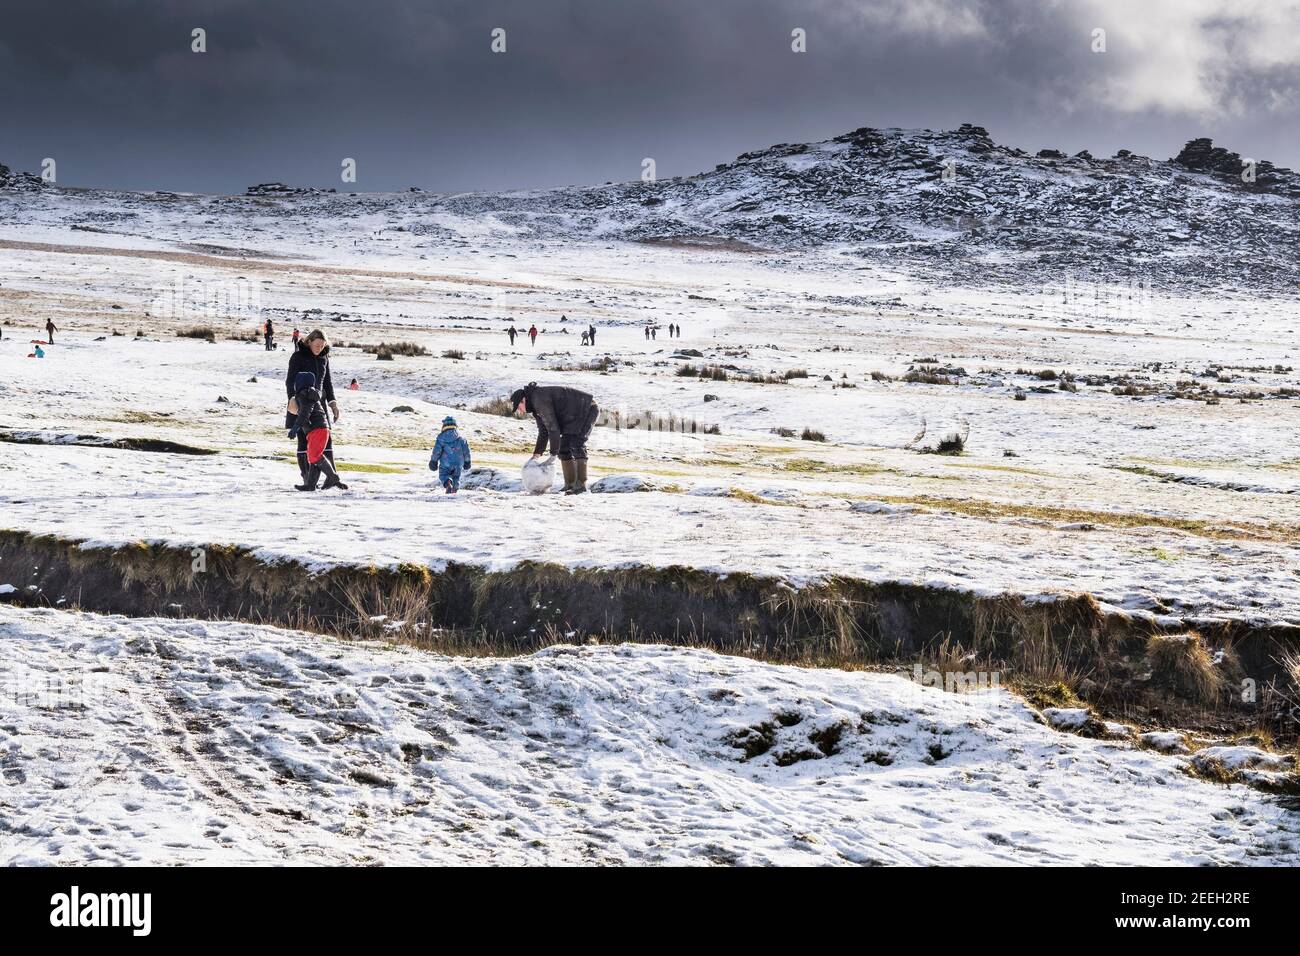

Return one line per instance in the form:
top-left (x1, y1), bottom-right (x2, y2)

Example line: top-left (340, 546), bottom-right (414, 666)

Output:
top-left (557, 403), bottom-right (599, 461)
top-left (297, 431), bottom-right (334, 478)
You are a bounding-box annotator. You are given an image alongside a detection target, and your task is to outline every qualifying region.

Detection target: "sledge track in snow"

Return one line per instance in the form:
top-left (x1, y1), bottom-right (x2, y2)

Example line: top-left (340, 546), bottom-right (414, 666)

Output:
top-left (3, 604), bottom-right (1298, 866)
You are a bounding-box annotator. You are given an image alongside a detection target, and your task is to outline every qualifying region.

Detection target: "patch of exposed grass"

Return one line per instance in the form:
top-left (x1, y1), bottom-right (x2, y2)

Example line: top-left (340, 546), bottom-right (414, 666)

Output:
top-left (727, 488), bottom-right (796, 507)
top-left (950, 462), bottom-right (1050, 477)
top-left (780, 457), bottom-right (891, 477)
top-left (336, 462), bottom-right (409, 474)
top-left (1019, 679), bottom-right (1083, 711)
top-left (874, 494), bottom-right (1298, 542)
top-left (100, 410), bottom-right (178, 425)
top-left (1111, 465), bottom-right (1171, 480)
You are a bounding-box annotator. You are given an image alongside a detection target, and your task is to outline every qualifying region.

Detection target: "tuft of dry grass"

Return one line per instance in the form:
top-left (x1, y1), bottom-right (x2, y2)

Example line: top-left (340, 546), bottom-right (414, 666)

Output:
top-left (909, 417), bottom-right (969, 455)
top-left (1145, 632), bottom-right (1224, 703)
top-left (551, 355), bottom-right (616, 372)
top-left (903, 369), bottom-right (957, 385)
top-left (176, 326), bottom-right (216, 343)
top-left (472, 396), bottom-right (516, 417)
top-left (596, 407), bottom-right (718, 435)
top-left (343, 340), bottom-right (429, 357)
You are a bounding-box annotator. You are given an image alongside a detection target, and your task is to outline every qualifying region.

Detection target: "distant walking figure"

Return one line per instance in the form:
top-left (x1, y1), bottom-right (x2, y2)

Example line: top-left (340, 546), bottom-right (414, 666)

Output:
top-left (651, 327), bottom-right (657, 340)
top-left (644, 325), bottom-right (650, 341)
top-left (46, 319), bottom-right (56, 344)
top-left (264, 318), bottom-right (275, 351)
top-left (581, 331), bottom-right (589, 346)
top-left (292, 328), bottom-right (301, 348)
top-left (507, 325), bottom-right (518, 347)
top-left (588, 324), bottom-right (596, 347)
top-left (528, 324), bottom-right (538, 347)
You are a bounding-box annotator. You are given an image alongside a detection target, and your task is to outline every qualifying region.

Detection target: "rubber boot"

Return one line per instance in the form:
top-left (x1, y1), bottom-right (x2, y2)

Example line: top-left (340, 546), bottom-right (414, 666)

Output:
top-left (560, 458), bottom-right (576, 494)
top-left (296, 465), bottom-right (321, 491)
top-left (318, 455), bottom-right (349, 491)
top-left (566, 459), bottom-right (588, 495)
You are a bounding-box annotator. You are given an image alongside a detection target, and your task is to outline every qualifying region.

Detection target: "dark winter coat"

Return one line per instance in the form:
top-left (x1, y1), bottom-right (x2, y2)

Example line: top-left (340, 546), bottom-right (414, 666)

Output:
top-left (291, 386), bottom-right (329, 436)
top-left (524, 384), bottom-right (595, 456)
top-left (285, 341), bottom-right (335, 428)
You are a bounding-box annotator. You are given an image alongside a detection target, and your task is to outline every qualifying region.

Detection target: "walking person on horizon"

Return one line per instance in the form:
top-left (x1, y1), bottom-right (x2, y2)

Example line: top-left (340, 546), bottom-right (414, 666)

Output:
top-left (528, 324), bottom-right (538, 347)
top-left (45, 319), bottom-right (56, 344)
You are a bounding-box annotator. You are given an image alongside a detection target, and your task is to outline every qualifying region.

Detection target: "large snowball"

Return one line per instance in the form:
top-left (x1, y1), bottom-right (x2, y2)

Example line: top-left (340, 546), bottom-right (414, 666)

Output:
top-left (521, 457), bottom-right (555, 494)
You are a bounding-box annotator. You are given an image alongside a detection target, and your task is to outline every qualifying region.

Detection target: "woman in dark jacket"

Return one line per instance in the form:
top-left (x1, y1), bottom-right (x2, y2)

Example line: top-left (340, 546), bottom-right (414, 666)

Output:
top-left (285, 329), bottom-right (340, 482)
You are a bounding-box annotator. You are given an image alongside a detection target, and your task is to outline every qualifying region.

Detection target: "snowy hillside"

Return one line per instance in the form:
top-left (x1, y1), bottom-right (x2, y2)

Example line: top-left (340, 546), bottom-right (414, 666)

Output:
top-left (4, 124), bottom-right (1298, 293)
top-left (4, 605), bottom-right (1296, 866)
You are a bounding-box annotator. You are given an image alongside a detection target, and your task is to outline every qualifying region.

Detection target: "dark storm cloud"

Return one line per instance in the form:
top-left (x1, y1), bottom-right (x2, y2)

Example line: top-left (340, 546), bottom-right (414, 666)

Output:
top-left (2, 0), bottom-right (1298, 193)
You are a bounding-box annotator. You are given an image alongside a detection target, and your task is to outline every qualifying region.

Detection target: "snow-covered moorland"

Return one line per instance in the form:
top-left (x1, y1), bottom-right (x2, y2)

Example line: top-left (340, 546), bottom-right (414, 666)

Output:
top-left (1, 123), bottom-right (1299, 864)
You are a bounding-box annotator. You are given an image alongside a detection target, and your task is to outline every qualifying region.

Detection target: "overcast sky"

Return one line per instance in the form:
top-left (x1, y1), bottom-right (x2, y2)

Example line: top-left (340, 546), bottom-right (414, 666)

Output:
top-left (3, 0), bottom-right (1298, 193)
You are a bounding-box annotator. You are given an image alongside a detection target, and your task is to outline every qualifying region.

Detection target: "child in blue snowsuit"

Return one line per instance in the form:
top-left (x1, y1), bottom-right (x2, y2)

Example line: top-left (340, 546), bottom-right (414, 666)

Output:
top-left (429, 416), bottom-right (472, 494)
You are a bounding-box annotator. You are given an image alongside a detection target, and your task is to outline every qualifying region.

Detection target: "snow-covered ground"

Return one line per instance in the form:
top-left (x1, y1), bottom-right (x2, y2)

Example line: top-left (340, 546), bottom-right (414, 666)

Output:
top-left (2, 134), bottom-right (1299, 865)
top-left (0, 240), bottom-right (1296, 627)
top-left (3, 605), bottom-right (1296, 866)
